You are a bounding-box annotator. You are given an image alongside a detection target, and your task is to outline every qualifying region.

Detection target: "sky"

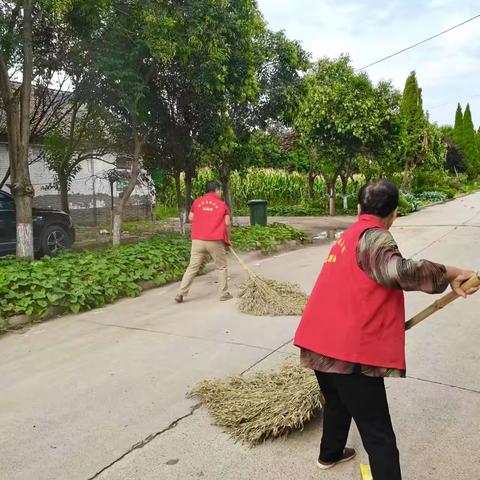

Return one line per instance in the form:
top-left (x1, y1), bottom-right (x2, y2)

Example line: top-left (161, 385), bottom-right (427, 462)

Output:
top-left (257, 0), bottom-right (480, 128)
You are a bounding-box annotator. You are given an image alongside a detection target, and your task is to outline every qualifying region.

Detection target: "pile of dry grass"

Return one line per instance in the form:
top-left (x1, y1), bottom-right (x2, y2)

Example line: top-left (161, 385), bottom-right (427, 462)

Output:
top-left (189, 363), bottom-right (324, 446)
top-left (237, 276), bottom-right (308, 316)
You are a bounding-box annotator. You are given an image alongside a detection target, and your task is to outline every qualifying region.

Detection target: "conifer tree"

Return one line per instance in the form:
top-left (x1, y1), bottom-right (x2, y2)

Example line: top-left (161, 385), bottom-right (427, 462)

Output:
top-left (463, 104), bottom-right (479, 177)
top-left (453, 103), bottom-right (464, 146)
top-left (399, 71), bottom-right (427, 187)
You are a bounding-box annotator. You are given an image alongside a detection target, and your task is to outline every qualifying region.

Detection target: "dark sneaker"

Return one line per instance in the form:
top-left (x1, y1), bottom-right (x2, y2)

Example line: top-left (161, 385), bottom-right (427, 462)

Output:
top-left (220, 293), bottom-right (234, 302)
top-left (317, 448), bottom-right (356, 470)
top-left (175, 294), bottom-right (184, 303)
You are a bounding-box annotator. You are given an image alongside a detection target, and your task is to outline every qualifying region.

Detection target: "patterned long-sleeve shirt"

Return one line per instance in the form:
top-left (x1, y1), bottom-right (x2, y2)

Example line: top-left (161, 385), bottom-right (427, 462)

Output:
top-left (300, 227), bottom-right (449, 377)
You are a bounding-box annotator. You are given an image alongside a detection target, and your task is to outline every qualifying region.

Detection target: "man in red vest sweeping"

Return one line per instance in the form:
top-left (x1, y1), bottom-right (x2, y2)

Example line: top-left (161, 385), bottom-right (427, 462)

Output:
top-left (175, 180), bottom-right (233, 303)
top-left (294, 180), bottom-right (478, 479)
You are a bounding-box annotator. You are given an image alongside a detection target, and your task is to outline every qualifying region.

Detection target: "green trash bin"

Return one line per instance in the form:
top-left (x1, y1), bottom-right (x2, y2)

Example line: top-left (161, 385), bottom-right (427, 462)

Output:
top-left (248, 199), bottom-right (268, 226)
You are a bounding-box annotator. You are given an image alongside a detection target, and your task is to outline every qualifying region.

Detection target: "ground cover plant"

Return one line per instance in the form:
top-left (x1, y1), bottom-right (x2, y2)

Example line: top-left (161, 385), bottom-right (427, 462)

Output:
top-left (0, 225), bottom-right (306, 331)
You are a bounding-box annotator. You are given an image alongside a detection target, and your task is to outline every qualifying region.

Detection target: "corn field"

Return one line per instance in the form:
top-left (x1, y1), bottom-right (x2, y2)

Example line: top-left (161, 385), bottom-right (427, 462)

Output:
top-left (162, 169), bottom-right (334, 209)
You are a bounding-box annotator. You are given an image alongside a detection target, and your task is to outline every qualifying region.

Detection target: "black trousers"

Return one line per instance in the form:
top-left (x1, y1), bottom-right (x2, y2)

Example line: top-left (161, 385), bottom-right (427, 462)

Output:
top-left (315, 371), bottom-right (402, 480)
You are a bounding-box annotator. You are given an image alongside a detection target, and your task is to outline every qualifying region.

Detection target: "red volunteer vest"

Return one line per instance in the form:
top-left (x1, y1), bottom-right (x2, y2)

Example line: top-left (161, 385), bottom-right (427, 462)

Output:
top-left (191, 193), bottom-right (230, 244)
top-left (294, 215), bottom-right (406, 370)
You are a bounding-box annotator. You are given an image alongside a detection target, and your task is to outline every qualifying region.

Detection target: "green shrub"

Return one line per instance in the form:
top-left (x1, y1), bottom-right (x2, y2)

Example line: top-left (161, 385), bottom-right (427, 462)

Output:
top-left (398, 193), bottom-right (419, 216)
top-left (0, 235), bottom-right (192, 324)
top-left (231, 224), bottom-right (308, 253)
top-left (414, 191), bottom-right (448, 203)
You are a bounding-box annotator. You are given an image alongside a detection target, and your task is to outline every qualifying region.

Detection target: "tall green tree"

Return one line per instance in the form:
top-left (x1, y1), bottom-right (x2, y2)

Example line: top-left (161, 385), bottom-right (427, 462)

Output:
top-left (83, 1), bottom-right (169, 245)
top-left (463, 103), bottom-right (479, 177)
top-left (453, 103), bottom-right (464, 146)
top-left (399, 71), bottom-right (428, 188)
top-left (0, 0), bottom-right (111, 258)
top-left (476, 126), bottom-right (480, 161)
top-left (43, 99), bottom-right (113, 213)
top-left (295, 56), bottom-right (401, 216)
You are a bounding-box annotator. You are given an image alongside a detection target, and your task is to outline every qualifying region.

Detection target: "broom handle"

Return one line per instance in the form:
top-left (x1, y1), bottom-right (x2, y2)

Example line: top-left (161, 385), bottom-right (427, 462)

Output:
top-left (229, 247), bottom-right (478, 330)
top-left (405, 272), bottom-right (480, 330)
top-left (229, 246), bottom-right (257, 278)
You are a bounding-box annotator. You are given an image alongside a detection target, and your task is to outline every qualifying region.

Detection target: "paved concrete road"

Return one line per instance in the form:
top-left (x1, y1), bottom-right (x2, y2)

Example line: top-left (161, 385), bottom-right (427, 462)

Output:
top-left (1, 194), bottom-right (479, 480)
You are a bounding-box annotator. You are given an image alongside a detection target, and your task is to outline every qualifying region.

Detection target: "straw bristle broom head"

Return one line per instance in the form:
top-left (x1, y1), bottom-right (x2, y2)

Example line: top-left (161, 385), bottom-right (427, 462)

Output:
top-left (237, 275), bottom-right (308, 316)
top-left (229, 246), bottom-right (308, 317)
top-left (189, 363), bottom-right (324, 446)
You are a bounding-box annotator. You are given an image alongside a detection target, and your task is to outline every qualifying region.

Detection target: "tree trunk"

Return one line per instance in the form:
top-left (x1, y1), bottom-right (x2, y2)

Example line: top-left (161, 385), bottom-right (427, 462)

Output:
top-left (1, 1), bottom-right (35, 259)
top-left (112, 133), bottom-right (143, 246)
top-left (173, 169), bottom-right (186, 234)
top-left (91, 164), bottom-right (98, 226)
top-left (307, 171), bottom-right (316, 201)
top-left (185, 168), bottom-right (193, 222)
top-left (401, 157), bottom-right (413, 190)
top-left (59, 174), bottom-right (70, 214)
top-left (340, 174), bottom-right (348, 210)
top-left (219, 166), bottom-right (232, 214)
top-left (109, 179), bottom-right (115, 229)
top-left (327, 177), bottom-right (337, 216)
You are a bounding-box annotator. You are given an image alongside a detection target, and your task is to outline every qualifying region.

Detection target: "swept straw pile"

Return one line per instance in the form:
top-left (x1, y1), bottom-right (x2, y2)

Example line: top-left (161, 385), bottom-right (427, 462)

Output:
top-left (238, 277), bottom-right (308, 316)
top-left (230, 247), bottom-right (308, 316)
top-left (189, 363), bottom-right (324, 446)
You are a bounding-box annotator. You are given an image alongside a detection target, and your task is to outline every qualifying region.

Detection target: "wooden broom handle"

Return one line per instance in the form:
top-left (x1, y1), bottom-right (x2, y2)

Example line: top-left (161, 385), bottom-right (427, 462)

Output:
top-left (229, 246), bottom-right (257, 278)
top-left (405, 272), bottom-right (480, 330)
top-left (228, 247), bottom-right (478, 330)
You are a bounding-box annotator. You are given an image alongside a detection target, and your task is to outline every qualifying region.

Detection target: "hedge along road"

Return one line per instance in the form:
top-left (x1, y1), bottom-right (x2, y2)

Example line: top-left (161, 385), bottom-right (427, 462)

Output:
top-left (1, 192), bottom-right (479, 480)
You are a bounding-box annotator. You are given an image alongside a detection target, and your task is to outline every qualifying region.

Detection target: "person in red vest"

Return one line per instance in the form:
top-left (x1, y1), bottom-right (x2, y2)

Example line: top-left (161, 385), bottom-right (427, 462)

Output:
top-left (175, 180), bottom-right (233, 303)
top-left (294, 180), bottom-right (478, 480)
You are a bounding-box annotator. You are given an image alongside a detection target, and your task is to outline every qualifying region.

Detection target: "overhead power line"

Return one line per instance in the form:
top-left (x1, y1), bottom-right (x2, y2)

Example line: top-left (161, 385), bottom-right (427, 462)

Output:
top-left (427, 94), bottom-right (480, 111)
top-left (357, 13), bottom-right (480, 71)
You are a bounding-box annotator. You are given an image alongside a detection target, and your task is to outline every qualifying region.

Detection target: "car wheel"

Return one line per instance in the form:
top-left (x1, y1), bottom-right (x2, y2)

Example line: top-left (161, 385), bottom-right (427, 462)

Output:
top-left (40, 225), bottom-right (72, 256)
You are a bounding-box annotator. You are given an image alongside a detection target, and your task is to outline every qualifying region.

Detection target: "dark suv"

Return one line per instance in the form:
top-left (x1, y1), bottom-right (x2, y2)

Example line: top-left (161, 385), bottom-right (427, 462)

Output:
top-left (0, 190), bottom-right (75, 257)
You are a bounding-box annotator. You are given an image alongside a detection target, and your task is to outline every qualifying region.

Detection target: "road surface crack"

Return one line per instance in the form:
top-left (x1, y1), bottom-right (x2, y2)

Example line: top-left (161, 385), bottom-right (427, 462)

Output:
top-left (406, 375), bottom-right (480, 394)
top-left (81, 319), bottom-right (273, 353)
top-left (86, 403), bottom-right (201, 479)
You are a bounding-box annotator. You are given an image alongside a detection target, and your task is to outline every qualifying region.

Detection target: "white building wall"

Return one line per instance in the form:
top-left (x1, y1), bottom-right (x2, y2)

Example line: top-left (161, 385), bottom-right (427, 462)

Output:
top-left (0, 142), bottom-right (153, 224)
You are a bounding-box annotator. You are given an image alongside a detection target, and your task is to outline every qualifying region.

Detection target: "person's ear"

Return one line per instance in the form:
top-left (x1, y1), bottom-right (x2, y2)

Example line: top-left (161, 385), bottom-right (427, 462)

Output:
top-left (357, 204), bottom-right (361, 215)
top-left (393, 207), bottom-right (398, 221)
top-left (387, 208), bottom-right (398, 228)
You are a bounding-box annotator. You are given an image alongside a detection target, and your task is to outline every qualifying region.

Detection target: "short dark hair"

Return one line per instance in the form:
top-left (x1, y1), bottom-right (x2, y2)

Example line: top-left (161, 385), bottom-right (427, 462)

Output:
top-left (358, 180), bottom-right (399, 218)
top-left (206, 180), bottom-right (222, 193)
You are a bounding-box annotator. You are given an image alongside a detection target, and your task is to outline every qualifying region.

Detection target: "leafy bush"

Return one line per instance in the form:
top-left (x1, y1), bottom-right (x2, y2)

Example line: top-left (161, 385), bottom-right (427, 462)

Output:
top-left (430, 186), bottom-right (456, 199)
top-left (0, 235), bottom-right (191, 323)
top-left (398, 193), bottom-right (419, 216)
top-left (414, 191), bottom-right (448, 203)
top-left (267, 204), bottom-right (324, 216)
top-left (231, 224), bottom-right (308, 253)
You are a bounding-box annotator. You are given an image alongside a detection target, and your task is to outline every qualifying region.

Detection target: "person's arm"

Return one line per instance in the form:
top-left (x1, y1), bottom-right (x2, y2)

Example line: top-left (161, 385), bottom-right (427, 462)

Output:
top-left (224, 214), bottom-right (231, 242)
top-left (188, 211), bottom-right (194, 222)
top-left (357, 228), bottom-right (450, 294)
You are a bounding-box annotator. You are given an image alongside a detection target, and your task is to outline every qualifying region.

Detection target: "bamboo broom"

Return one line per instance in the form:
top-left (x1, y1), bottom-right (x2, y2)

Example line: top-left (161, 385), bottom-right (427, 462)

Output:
top-left (191, 272), bottom-right (480, 446)
top-left (405, 271), bottom-right (480, 330)
top-left (229, 246), bottom-right (308, 316)
top-left (229, 246), bottom-right (256, 279)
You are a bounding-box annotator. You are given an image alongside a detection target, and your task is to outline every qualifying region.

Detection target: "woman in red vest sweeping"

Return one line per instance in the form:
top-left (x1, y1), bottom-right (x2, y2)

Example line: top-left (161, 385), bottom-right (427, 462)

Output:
top-left (294, 180), bottom-right (478, 479)
top-left (175, 180), bottom-right (233, 303)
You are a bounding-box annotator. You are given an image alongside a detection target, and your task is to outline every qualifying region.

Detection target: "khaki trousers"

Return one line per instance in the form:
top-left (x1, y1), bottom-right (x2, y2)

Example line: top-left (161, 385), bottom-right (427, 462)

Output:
top-left (178, 240), bottom-right (229, 297)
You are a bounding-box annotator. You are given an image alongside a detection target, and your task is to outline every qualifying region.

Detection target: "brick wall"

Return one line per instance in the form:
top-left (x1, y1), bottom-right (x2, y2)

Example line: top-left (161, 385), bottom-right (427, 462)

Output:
top-left (70, 204), bottom-right (153, 226)
top-left (33, 193), bottom-right (153, 226)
